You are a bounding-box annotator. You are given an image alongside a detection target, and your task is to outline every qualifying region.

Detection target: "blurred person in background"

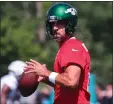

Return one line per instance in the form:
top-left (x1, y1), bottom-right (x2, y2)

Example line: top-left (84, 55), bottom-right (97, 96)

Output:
top-left (105, 83), bottom-right (112, 98)
top-left (24, 2), bottom-right (90, 104)
top-left (96, 84), bottom-right (106, 104)
top-left (96, 83), bottom-right (113, 104)
top-left (101, 83), bottom-right (113, 104)
top-left (19, 91), bottom-right (37, 104)
top-left (41, 85), bottom-right (53, 104)
top-left (0, 60), bottom-right (26, 104)
top-left (36, 85), bottom-right (53, 104)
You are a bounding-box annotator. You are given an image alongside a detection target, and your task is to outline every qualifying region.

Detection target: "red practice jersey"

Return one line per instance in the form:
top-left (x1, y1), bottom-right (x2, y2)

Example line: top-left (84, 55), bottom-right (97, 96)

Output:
top-left (54, 37), bottom-right (90, 104)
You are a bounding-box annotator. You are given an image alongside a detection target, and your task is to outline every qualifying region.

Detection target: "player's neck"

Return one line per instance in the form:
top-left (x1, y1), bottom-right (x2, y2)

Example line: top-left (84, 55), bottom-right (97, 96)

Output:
top-left (59, 34), bottom-right (72, 47)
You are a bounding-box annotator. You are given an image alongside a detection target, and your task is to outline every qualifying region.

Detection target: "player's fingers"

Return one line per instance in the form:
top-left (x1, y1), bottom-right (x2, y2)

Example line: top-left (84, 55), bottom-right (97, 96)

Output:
top-left (30, 59), bottom-right (41, 65)
top-left (37, 77), bottom-right (43, 82)
top-left (24, 66), bottom-right (34, 71)
top-left (26, 61), bottom-right (35, 66)
top-left (25, 70), bottom-right (35, 74)
top-left (30, 59), bottom-right (37, 64)
top-left (24, 65), bottom-right (34, 69)
top-left (24, 68), bottom-right (33, 72)
top-left (23, 67), bottom-right (28, 71)
top-left (42, 64), bottom-right (46, 67)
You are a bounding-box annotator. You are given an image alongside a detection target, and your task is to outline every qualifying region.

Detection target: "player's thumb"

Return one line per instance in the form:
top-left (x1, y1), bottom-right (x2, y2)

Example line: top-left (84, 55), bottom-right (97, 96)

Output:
top-left (42, 64), bottom-right (46, 67)
top-left (37, 76), bottom-right (43, 82)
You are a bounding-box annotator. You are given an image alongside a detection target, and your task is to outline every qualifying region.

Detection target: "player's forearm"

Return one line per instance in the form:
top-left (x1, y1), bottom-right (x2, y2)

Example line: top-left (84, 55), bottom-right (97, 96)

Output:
top-left (1, 85), bottom-right (11, 104)
top-left (55, 73), bottom-right (78, 88)
top-left (43, 70), bottom-right (78, 88)
top-left (1, 94), bottom-right (7, 104)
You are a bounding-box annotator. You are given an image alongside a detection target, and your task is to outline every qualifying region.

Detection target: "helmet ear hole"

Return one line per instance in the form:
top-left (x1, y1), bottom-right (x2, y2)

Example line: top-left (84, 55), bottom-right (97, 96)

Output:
top-left (65, 19), bottom-right (77, 35)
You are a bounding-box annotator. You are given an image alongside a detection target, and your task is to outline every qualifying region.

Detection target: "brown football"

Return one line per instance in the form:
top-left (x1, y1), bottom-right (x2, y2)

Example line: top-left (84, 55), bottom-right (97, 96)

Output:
top-left (18, 69), bottom-right (39, 97)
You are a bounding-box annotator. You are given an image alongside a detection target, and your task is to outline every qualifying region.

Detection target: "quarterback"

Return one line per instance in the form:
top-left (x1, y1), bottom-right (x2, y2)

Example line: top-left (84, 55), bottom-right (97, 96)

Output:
top-left (25, 2), bottom-right (90, 104)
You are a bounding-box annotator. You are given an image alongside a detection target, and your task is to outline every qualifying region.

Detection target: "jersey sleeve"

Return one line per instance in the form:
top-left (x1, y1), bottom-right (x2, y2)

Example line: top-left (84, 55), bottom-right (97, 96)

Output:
top-left (59, 44), bottom-right (85, 70)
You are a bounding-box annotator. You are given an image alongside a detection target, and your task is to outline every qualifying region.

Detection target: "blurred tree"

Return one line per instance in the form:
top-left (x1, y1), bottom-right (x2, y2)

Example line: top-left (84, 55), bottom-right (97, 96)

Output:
top-left (22, 2), bottom-right (31, 19)
top-left (36, 2), bottom-right (45, 43)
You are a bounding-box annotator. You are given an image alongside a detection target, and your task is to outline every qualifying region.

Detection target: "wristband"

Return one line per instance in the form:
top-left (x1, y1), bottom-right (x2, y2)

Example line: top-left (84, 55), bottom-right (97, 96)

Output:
top-left (49, 72), bottom-right (58, 84)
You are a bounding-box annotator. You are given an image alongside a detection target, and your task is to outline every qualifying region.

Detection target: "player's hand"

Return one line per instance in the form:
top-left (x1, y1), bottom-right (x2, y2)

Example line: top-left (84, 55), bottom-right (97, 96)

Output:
top-left (38, 76), bottom-right (46, 82)
top-left (37, 64), bottom-right (47, 82)
top-left (24, 63), bottom-right (46, 82)
top-left (24, 59), bottom-right (51, 77)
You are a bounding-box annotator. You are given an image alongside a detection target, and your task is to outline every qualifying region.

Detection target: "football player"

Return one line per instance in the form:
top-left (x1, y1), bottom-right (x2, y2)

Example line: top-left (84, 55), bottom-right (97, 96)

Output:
top-left (1, 60), bottom-right (26, 104)
top-left (25, 2), bottom-right (91, 104)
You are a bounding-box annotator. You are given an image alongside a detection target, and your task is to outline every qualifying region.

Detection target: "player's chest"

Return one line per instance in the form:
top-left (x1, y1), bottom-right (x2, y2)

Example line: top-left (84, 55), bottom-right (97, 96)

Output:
top-left (54, 50), bottom-right (63, 73)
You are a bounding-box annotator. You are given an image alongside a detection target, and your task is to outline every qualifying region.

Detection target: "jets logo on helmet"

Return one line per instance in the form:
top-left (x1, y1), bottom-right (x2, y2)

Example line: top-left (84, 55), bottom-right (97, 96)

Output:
top-left (65, 8), bottom-right (77, 15)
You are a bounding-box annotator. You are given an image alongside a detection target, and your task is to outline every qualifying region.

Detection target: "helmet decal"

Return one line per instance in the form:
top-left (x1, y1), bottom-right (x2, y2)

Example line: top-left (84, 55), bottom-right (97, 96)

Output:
top-left (49, 16), bottom-right (58, 22)
top-left (65, 8), bottom-right (77, 15)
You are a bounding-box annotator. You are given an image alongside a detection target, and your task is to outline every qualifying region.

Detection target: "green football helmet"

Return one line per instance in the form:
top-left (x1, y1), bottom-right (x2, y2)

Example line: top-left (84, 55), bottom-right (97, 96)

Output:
top-left (46, 2), bottom-right (78, 37)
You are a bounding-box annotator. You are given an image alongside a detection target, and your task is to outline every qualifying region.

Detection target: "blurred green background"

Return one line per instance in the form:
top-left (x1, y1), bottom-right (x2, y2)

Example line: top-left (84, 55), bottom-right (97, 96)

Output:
top-left (0, 1), bottom-right (112, 87)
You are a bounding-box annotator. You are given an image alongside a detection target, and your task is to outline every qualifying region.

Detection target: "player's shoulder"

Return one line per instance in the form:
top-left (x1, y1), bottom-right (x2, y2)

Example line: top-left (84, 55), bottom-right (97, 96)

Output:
top-left (1, 73), bottom-right (17, 82)
top-left (1, 74), bottom-right (10, 81)
top-left (66, 37), bottom-right (84, 48)
top-left (62, 37), bottom-right (90, 53)
top-left (60, 37), bottom-right (81, 54)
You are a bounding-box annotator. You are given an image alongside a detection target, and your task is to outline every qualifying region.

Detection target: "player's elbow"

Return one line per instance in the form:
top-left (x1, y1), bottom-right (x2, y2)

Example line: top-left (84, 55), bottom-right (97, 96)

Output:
top-left (66, 80), bottom-right (79, 89)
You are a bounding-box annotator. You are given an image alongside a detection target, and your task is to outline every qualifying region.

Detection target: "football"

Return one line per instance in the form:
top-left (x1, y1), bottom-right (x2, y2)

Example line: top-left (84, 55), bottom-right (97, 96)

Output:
top-left (18, 69), bottom-right (39, 97)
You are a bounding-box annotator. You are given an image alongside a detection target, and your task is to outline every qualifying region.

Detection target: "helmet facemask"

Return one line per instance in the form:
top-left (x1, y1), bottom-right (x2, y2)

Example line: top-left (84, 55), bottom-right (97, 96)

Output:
top-left (46, 18), bottom-right (77, 38)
